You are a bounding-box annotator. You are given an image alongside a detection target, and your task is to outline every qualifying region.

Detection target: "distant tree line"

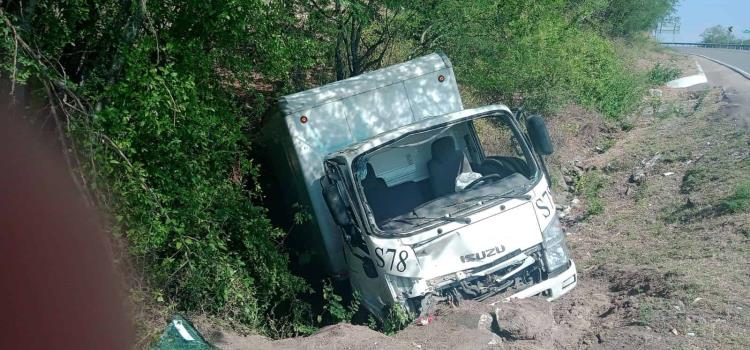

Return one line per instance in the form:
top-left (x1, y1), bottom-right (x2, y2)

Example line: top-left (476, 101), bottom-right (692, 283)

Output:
top-left (700, 25), bottom-right (750, 45)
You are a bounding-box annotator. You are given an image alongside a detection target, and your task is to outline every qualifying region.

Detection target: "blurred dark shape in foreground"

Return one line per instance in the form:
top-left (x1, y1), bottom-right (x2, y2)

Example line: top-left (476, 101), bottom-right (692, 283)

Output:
top-left (0, 100), bottom-right (132, 349)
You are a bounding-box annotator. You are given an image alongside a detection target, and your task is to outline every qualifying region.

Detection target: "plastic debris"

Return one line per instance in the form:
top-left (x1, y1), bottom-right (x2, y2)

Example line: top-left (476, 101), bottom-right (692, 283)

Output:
top-left (415, 315), bottom-right (434, 326)
top-left (153, 315), bottom-right (214, 349)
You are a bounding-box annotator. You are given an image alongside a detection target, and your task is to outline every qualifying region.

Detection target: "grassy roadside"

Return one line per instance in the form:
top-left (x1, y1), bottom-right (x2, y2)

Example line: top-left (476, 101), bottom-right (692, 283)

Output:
top-left (562, 49), bottom-right (750, 348)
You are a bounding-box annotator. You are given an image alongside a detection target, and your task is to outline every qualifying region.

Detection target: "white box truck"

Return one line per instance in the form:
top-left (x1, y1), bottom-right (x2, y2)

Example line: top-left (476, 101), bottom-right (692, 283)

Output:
top-left (263, 52), bottom-right (577, 320)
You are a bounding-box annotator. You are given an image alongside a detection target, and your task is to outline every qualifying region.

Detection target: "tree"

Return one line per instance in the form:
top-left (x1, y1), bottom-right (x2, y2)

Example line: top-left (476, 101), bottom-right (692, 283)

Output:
top-left (700, 25), bottom-right (740, 44)
top-left (395, 0), bottom-right (645, 117)
top-left (0, 0), bottom-right (318, 336)
top-left (598, 0), bottom-right (679, 37)
top-left (302, 0), bottom-right (407, 80)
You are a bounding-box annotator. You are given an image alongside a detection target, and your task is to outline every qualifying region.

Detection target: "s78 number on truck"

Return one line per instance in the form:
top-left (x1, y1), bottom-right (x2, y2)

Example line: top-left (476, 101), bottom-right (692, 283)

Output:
top-left (374, 247), bottom-right (409, 272)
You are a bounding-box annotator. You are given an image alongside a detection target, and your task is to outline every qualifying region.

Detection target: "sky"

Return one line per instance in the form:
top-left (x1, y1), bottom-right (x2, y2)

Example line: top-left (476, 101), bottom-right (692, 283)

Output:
top-left (654, 0), bottom-right (750, 42)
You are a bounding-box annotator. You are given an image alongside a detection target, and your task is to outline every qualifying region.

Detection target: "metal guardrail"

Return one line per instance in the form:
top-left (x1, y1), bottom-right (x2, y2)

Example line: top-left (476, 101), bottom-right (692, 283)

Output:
top-left (660, 42), bottom-right (750, 50)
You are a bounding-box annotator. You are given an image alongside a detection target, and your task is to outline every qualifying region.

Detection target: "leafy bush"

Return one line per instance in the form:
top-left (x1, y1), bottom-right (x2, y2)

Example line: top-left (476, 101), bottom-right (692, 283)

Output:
top-left (648, 63), bottom-right (681, 85)
top-left (401, 0), bottom-right (647, 119)
top-left (680, 166), bottom-right (711, 194)
top-left (700, 25), bottom-right (742, 44)
top-left (636, 302), bottom-right (655, 325)
top-left (1, 1), bottom-right (318, 336)
top-left (319, 280), bottom-right (360, 324)
top-left (381, 304), bottom-right (412, 335)
top-left (720, 181), bottom-right (750, 214)
top-left (597, 0), bottom-right (679, 37)
top-left (88, 52), bottom-right (311, 332)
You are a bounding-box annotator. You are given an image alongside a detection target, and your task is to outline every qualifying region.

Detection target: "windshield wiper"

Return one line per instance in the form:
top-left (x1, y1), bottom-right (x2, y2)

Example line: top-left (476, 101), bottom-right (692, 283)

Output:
top-left (383, 213), bottom-right (471, 227)
top-left (463, 192), bottom-right (531, 203)
top-left (406, 191), bottom-right (531, 224)
top-left (441, 192), bottom-right (531, 217)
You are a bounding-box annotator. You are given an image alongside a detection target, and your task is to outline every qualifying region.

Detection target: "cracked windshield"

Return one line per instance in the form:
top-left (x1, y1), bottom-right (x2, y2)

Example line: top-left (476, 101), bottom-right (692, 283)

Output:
top-left (358, 114), bottom-right (538, 232)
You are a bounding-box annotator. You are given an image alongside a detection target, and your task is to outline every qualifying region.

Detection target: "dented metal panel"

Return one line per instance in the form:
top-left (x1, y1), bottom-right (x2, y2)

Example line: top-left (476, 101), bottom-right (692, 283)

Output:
top-left (411, 202), bottom-right (542, 280)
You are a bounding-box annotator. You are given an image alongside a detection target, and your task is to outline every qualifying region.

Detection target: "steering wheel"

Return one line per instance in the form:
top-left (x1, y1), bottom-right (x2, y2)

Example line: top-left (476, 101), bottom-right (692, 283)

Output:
top-left (464, 174), bottom-right (502, 190)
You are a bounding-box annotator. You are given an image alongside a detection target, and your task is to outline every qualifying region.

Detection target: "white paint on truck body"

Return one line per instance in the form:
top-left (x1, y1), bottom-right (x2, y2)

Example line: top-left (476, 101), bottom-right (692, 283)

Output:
top-left (278, 53), bottom-right (463, 274)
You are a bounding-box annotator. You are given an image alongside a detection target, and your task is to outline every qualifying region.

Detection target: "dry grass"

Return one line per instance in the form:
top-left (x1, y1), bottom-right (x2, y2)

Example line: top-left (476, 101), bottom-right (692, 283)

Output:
top-left (565, 83), bottom-right (750, 348)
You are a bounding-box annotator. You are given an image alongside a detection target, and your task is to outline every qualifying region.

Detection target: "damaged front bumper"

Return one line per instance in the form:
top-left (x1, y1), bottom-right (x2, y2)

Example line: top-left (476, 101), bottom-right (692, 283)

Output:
top-left (504, 260), bottom-right (577, 302)
top-left (389, 248), bottom-right (577, 316)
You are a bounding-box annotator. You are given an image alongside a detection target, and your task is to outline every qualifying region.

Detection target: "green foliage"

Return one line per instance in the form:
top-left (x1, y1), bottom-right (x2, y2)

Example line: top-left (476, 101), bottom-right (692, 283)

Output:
top-left (1, 0), bottom-right (318, 336)
top-left (648, 94), bottom-right (663, 116)
top-left (381, 304), bottom-right (412, 335)
top-left (720, 181), bottom-right (750, 214)
top-left (596, 0), bottom-right (678, 37)
top-left (89, 50), bottom-right (311, 332)
top-left (700, 25), bottom-right (741, 44)
top-left (292, 203), bottom-right (314, 226)
top-left (648, 63), bottom-right (681, 86)
top-left (401, 0), bottom-right (649, 119)
top-left (575, 171), bottom-right (607, 216)
top-left (367, 315), bottom-right (379, 330)
top-left (680, 166), bottom-right (711, 194)
top-left (319, 280), bottom-right (360, 324)
top-left (636, 302), bottom-right (655, 325)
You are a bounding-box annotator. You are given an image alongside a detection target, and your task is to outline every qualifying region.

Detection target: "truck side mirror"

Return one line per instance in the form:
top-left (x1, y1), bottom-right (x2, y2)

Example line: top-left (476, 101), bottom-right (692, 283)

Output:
top-left (526, 115), bottom-right (554, 155)
top-left (322, 180), bottom-right (352, 226)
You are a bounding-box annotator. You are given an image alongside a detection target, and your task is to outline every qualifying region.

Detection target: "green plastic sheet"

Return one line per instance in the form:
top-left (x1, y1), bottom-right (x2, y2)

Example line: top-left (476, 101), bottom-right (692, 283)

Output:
top-left (152, 315), bottom-right (214, 350)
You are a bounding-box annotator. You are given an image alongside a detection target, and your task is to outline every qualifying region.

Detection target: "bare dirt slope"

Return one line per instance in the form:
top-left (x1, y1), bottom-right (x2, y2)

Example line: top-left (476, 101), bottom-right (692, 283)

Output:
top-left (200, 51), bottom-right (749, 350)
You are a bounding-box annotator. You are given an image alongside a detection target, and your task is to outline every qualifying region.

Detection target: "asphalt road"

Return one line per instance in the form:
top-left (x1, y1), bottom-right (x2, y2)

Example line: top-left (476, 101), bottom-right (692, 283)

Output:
top-left (672, 47), bottom-right (750, 76)
top-left (689, 56), bottom-right (750, 128)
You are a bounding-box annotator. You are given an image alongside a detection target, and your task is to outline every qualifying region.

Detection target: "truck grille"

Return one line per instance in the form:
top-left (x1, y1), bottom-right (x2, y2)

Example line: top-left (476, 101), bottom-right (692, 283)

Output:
top-left (430, 246), bottom-right (543, 302)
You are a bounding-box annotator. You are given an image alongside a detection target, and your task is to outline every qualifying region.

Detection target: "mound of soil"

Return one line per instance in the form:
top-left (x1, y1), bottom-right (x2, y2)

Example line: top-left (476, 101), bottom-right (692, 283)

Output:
top-left (494, 298), bottom-right (554, 342)
top-left (206, 324), bottom-right (413, 350)
top-left (394, 300), bottom-right (501, 349)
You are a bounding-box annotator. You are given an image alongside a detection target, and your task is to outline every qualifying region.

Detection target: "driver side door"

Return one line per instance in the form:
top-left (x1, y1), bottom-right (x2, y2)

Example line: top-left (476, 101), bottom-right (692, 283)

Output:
top-left (323, 161), bottom-right (392, 315)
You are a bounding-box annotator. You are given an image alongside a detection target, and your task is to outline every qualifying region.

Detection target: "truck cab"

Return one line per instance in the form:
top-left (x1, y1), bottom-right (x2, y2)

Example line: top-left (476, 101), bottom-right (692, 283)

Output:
top-left (322, 106), bottom-right (577, 319)
top-left (267, 53), bottom-right (576, 320)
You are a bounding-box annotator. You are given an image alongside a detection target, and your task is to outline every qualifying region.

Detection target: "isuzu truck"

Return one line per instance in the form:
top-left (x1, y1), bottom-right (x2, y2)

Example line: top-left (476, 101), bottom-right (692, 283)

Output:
top-left (263, 52), bottom-right (577, 320)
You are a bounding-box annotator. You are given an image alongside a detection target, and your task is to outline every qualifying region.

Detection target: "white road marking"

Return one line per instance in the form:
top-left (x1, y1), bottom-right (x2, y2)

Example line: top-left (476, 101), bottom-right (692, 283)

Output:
top-left (666, 61), bottom-right (708, 88)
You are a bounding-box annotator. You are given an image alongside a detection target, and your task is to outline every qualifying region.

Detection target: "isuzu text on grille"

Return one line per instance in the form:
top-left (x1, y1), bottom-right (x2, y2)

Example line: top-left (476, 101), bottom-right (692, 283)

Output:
top-left (460, 246), bottom-right (506, 263)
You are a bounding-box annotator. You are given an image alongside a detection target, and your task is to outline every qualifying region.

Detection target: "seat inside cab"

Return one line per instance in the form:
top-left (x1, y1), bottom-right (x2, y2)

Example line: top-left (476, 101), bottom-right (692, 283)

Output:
top-left (359, 118), bottom-right (531, 226)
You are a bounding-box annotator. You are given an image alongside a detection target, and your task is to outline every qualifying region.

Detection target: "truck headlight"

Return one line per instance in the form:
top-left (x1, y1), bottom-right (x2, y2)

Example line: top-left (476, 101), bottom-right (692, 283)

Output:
top-left (541, 216), bottom-right (570, 273)
top-left (385, 274), bottom-right (416, 298)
